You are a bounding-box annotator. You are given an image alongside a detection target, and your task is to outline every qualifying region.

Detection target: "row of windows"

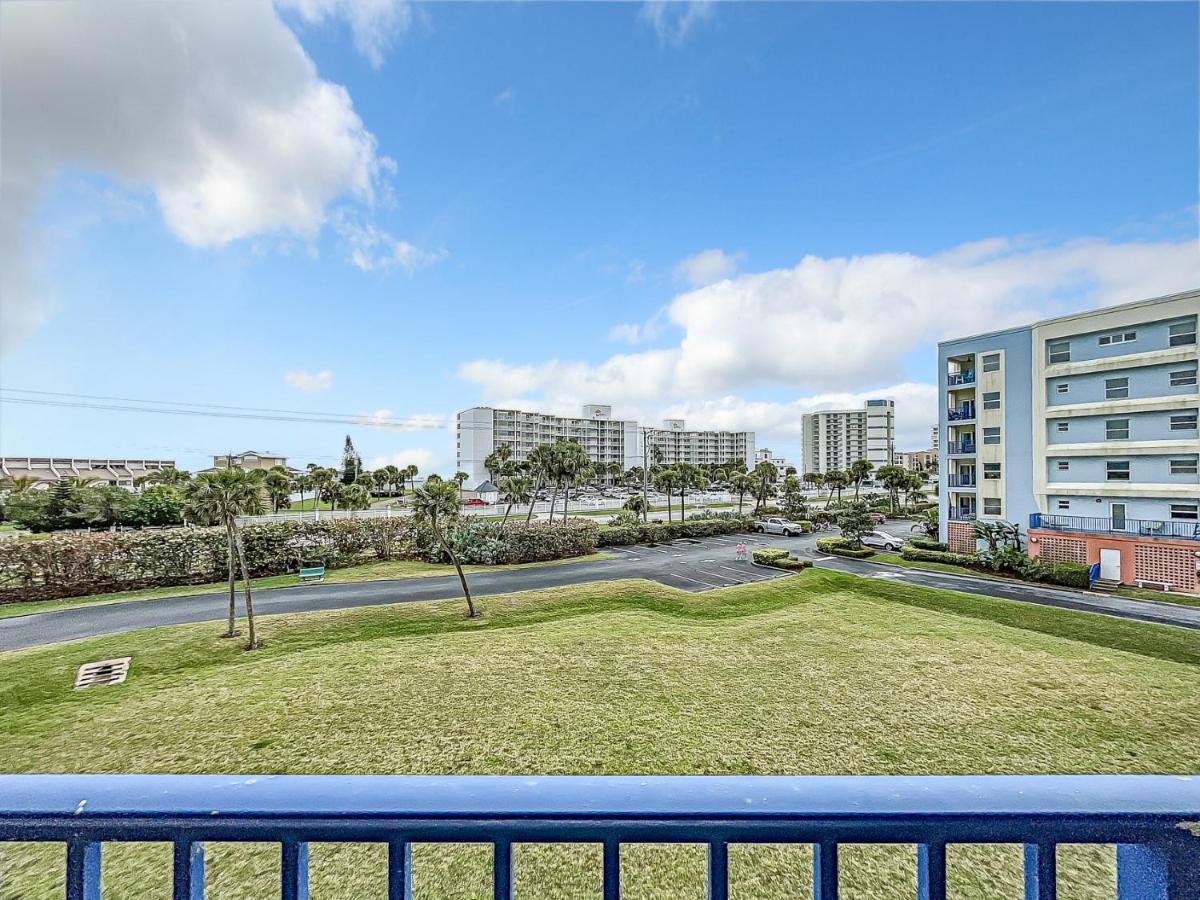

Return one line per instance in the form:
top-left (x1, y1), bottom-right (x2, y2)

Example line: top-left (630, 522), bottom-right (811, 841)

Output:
top-left (1047, 320), bottom-right (1196, 363)
top-left (1052, 499), bottom-right (1199, 520)
top-left (1053, 370), bottom-right (1198, 395)
top-left (1053, 412), bottom-right (1198, 434)
top-left (1054, 458), bottom-right (1198, 475)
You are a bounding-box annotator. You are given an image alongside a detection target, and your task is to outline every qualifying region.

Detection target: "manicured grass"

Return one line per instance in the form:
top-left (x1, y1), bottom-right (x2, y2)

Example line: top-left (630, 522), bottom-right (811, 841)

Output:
top-left (1, 571), bottom-right (1198, 898)
top-left (0, 553), bottom-right (614, 620)
top-left (1116, 585), bottom-right (1200, 608)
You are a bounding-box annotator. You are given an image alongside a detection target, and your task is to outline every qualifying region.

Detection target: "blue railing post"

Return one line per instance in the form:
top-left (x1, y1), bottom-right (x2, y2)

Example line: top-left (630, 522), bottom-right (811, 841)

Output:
top-left (707, 841), bottom-right (729, 900)
top-left (66, 840), bottom-right (101, 900)
top-left (387, 840), bottom-right (412, 900)
top-left (1024, 842), bottom-right (1056, 900)
top-left (813, 841), bottom-right (838, 899)
top-left (493, 840), bottom-right (513, 900)
top-left (602, 840), bottom-right (620, 900)
top-left (172, 841), bottom-right (204, 900)
top-left (916, 843), bottom-right (946, 900)
top-left (280, 841), bottom-right (309, 900)
top-left (1117, 840), bottom-right (1200, 899)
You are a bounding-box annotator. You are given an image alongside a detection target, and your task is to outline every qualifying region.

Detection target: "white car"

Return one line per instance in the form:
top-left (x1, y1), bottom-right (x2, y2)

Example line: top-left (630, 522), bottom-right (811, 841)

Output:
top-left (753, 517), bottom-right (805, 536)
top-left (860, 530), bottom-right (907, 551)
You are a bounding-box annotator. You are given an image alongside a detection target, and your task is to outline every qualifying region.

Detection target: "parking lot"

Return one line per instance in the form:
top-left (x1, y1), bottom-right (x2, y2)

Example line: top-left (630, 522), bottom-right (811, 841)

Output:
top-left (602, 530), bottom-right (819, 591)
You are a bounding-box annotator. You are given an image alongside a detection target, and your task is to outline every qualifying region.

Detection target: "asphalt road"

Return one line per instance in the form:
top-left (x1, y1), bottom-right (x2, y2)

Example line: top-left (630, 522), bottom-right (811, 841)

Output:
top-left (2, 532), bottom-right (1197, 652)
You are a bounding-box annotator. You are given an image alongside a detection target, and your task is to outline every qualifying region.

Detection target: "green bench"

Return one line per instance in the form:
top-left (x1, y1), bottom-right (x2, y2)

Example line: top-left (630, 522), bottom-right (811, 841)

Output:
top-left (298, 566), bottom-right (326, 584)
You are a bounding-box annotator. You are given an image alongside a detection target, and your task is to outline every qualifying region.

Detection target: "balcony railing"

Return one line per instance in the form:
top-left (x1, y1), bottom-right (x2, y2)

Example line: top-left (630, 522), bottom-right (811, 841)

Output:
top-left (947, 441), bottom-right (976, 454)
top-left (1030, 513), bottom-right (1200, 541)
top-left (948, 508), bottom-right (977, 521)
top-left (947, 405), bottom-right (976, 422)
top-left (947, 371), bottom-right (976, 386)
top-left (1, 774), bottom-right (1198, 899)
top-left (947, 474), bottom-right (977, 488)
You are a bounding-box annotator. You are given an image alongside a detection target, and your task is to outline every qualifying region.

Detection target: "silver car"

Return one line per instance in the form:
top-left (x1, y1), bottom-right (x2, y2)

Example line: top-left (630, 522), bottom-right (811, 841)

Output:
top-left (753, 517), bottom-right (805, 537)
top-left (860, 530), bottom-right (907, 551)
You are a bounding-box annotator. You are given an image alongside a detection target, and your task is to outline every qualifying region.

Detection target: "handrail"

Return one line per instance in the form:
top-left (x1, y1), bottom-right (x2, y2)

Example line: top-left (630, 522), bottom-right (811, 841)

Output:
top-left (1031, 513), bottom-right (1200, 541)
top-left (3, 774), bottom-right (1197, 898)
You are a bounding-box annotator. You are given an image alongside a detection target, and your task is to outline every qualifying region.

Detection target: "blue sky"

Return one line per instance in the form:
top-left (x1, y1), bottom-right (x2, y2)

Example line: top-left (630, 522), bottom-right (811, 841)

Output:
top-left (1, 1), bottom-right (1197, 475)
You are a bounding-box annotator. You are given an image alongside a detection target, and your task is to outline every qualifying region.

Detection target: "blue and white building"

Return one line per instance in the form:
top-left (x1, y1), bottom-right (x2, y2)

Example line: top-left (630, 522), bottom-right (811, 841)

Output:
top-left (937, 289), bottom-right (1199, 593)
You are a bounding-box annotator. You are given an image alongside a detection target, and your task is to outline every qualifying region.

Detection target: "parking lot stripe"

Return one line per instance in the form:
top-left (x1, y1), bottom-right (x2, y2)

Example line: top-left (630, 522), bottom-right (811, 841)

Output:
top-left (715, 564), bottom-right (771, 580)
top-left (669, 571), bottom-right (724, 589)
top-left (694, 568), bottom-right (744, 585)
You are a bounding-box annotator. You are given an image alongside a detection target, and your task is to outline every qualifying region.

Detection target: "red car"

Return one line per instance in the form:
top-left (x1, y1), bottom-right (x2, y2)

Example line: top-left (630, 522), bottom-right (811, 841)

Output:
top-left (869, 512), bottom-right (887, 524)
top-left (464, 498), bottom-right (489, 506)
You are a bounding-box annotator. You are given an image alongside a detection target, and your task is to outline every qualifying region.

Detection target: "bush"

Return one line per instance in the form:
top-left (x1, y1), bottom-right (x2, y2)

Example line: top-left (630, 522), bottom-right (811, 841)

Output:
top-left (1037, 561), bottom-right (1090, 590)
top-left (773, 557), bottom-right (813, 570)
top-left (816, 536), bottom-right (875, 559)
top-left (596, 516), bottom-right (752, 548)
top-left (797, 520), bottom-right (813, 533)
top-left (816, 536), bottom-right (851, 552)
top-left (901, 545), bottom-right (977, 566)
top-left (908, 537), bottom-right (947, 552)
top-left (752, 547), bottom-right (791, 564)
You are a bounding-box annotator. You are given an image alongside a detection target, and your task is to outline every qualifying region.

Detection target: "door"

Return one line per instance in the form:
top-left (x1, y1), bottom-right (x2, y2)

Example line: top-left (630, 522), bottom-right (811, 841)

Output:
top-left (1099, 548), bottom-right (1122, 581)
top-left (1110, 502), bottom-right (1127, 531)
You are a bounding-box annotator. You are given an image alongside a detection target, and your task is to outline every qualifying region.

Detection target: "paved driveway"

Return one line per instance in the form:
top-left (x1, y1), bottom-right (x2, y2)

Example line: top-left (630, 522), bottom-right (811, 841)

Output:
top-left (2, 531), bottom-right (1197, 652)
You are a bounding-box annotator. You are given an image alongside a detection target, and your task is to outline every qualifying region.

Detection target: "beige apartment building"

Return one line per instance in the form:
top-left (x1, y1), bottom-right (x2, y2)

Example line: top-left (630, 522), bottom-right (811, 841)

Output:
top-left (0, 457), bottom-right (176, 491)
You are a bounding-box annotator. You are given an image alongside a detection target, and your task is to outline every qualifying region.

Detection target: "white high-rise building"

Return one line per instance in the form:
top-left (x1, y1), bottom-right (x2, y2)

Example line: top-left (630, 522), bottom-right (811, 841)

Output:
top-left (801, 400), bottom-right (896, 475)
top-left (643, 420), bottom-right (755, 470)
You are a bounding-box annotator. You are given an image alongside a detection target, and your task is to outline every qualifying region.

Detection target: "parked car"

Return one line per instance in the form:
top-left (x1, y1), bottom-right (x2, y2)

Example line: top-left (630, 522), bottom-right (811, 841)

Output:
top-left (754, 517), bottom-right (805, 537)
top-left (869, 512), bottom-right (887, 524)
top-left (860, 530), bottom-right (907, 551)
top-left (464, 498), bottom-right (489, 507)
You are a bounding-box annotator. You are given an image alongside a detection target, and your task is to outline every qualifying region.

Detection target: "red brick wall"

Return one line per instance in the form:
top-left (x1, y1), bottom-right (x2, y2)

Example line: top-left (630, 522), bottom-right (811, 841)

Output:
top-left (1036, 536), bottom-right (1088, 566)
top-left (947, 522), bottom-right (976, 555)
top-left (1134, 544), bottom-right (1198, 593)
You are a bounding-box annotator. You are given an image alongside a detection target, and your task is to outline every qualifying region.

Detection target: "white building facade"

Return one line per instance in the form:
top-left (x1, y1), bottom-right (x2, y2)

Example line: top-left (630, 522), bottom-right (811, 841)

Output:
top-left (643, 420), bottom-right (755, 470)
top-left (801, 400), bottom-right (896, 475)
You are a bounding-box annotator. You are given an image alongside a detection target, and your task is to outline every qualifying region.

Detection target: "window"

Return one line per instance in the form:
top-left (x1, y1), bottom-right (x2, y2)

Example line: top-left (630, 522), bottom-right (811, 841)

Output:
top-left (1106, 461), bottom-right (1131, 481)
top-left (982, 391), bottom-right (1000, 410)
top-left (1169, 320), bottom-right (1197, 347)
top-left (1098, 331), bottom-right (1137, 346)
top-left (1055, 383), bottom-right (1069, 395)
top-left (983, 463), bottom-right (1001, 480)
top-left (1047, 341), bottom-right (1071, 364)
top-left (1104, 377), bottom-right (1129, 400)
top-left (1105, 418), bottom-right (1130, 440)
top-left (1056, 421), bottom-right (1070, 433)
top-left (1170, 504), bottom-right (1198, 521)
top-left (983, 498), bottom-right (1002, 516)
top-left (1056, 499), bottom-right (1070, 510)
top-left (982, 427), bottom-right (1001, 445)
top-left (1170, 413), bottom-right (1199, 431)
top-left (1171, 369), bottom-right (1198, 387)
top-left (982, 353), bottom-right (1000, 372)
top-left (1170, 458), bottom-right (1198, 475)
top-left (1056, 460), bottom-right (1070, 471)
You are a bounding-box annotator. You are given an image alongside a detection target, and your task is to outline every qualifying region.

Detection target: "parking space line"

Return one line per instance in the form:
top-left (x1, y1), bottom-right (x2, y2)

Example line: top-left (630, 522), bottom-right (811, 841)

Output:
top-left (642, 547), bottom-right (671, 554)
top-left (669, 571), bottom-right (724, 589)
top-left (694, 568), bottom-right (744, 585)
top-left (715, 564), bottom-right (772, 580)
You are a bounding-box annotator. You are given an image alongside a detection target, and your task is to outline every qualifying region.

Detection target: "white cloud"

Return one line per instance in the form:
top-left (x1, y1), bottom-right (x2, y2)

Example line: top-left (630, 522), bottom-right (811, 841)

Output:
top-left (354, 409), bottom-right (449, 431)
top-left (459, 233), bottom-right (1199, 447)
top-left (674, 248), bottom-right (743, 288)
top-left (335, 213), bottom-right (447, 273)
top-left (494, 88), bottom-right (516, 106)
top-left (284, 369), bottom-right (334, 393)
top-left (608, 306), bottom-right (670, 344)
top-left (279, 0), bottom-right (414, 69)
top-left (638, 1), bottom-right (715, 47)
top-left (0, 1), bottom-right (392, 353)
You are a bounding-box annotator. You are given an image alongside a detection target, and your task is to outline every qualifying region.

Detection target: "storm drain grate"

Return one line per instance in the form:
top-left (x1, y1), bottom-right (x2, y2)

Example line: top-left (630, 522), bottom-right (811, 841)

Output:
top-left (74, 657), bottom-right (131, 690)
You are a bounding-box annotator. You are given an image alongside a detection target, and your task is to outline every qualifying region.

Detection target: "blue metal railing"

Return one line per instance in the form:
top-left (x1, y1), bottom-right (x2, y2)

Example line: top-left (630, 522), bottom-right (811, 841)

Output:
top-left (947, 441), bottom-right (976, 455)
top-left (1, 775), bottom-right (1198, 899)
top-left (947, 474), bottom-right (977, 487)
top-left (947, 405), bottom-right (976, 421)
top-left (1031, 513), bottom-right (1200, 541)
top-left (947, 371), bottom-right (976, 386)
top-left (948, 508), bottom-right (976, 521)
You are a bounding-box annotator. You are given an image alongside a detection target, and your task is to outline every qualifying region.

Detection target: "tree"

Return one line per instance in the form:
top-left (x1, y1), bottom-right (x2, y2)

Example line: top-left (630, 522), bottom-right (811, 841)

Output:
top-left (804, 472), bottom-right (824, 495)
top-left (1, 475), bottom-right (40, 495)
top-left (653, 468), bottom-right (679, 522)
top-left (875, 465), bottom-right (908, 515)
top-left (623, 494), bottom-right (649, 521)
top-left (403, 464), bottom-right (419, 495)
top-left (525, 444), bottom-right (556, 526)
top-left (125, 485), bottom-right (184, 527)
top-left (453, 471), bottom-right (469, 502)
top-left (554, 440), bottom-right (591, 521)
top-left (341, 436), bottom-right (363, 484)
top-left (730, 472), bottom-right (753, 515)
top-left (71, 484), bottom-right (132, 528)
top-left (902, 471), bottom-right (927, 512)
top-left (751, 461), bottom-right (778, 513)
top-left (780, 474), bottom-right (806, 520)
top-left (836, 502), bottom-right (876, 549)
top-left (263, 468), bottom-right (292, 514)
top-left (485, 445), bottom-right (514, 482)
top-left (849, 459), bottom-right (875, 500)
top-left (412, 476), bottom-right (478, 618)
top-left (182, 469), bottom-right (266, 648)
top-left (674, 463), bottom-right (705, 520)
top-left (973, 520), bottom-right (1002, 554)
top-left (342, 482), bottom-right (371, 512)
top-left (498, 475), bottom-right (533, 525)
top-left (823, 470), bottom-right (848, 508)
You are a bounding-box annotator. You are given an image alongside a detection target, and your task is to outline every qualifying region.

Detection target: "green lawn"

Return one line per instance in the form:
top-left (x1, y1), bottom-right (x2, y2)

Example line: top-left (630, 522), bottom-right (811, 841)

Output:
top-left (2, 571), bottom-right (1197, 898)
top-left (0, 553), bottom-right (615, 620)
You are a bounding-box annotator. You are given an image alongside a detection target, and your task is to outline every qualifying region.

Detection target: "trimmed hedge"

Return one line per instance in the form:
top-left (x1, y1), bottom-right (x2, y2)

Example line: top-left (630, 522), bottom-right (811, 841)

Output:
top-left (1037, 561), bottom-right (1090, 590)
top-left (816, 536), bottom-right (875, 559)
top-left (901, 546), bottom-right (977, 566)
top-left (751, 547), bottom-right (812, 570)
top-left (0, 518), bottom-right (599, 604)
top-left (773, 556), bottom-right (813, 570)
top-left (596, 516), bottom-right (753, 548)
top-left (908, 537), bottom-right (947, 552)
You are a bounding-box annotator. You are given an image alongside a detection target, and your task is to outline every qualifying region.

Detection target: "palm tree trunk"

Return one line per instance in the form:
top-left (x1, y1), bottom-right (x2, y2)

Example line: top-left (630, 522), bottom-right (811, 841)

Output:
top-left (223, 522), bottom-right (237, 637)
top-left (436, 526), bottom-right (477, 617)
top-left (501, 503), bottom-right (512, 526)
top-left (547, 483), bottom-right (559, 524)
top-left (562, 482), bottom-right (569, 521)
top-left (680, 489), bottom-right (686, 521)
top-left (525, 477), bottom-right (542, 526)
top-left (231, 520), bottom-right (257, 649)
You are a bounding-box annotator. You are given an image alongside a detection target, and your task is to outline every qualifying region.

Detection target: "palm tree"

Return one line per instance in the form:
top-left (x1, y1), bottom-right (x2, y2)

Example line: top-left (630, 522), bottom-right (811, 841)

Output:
top-left (182, 469), bottom-right (265, 648)
top-left (623, 494), bottom-right (649, 521)
top-left (653, 468), bottom-right (679, 522)
top-left (308, 467), bottom-right (336, 520)
top-left (752, 461), bottom-right (778, 514)
top-left (849, 459), bottom-right (874, 500)
top-left (498, 475), bottom-right (533, 525)
top-left (263, 468), bottom-right (291, 513)
top-left (525, 444), bottom-right (556, 525)
top-left (342, 482), bottom-right (371, 513)
top-left (875, 465), bottom-right (908, 515)
top-left (729, 472), bottom-right (753, 515)
top-left (824, 470), bottom-right (849, 508)
top-left (0, 475), bottom-right (39, 494)
top-left (380, 464), bottom-right (403, 497)
top-left (485, 444), bottom-right (513, 482)
top-left (291, 471), bottom-right (310, 512)
top-left (412, 476), bottom-right (478, 618)
top-left (453, 471), bottom-right (469, 502)
top-left (554, 440), bottom-right (591, 521)
top-left (674, 462), bottom-right (704, 520)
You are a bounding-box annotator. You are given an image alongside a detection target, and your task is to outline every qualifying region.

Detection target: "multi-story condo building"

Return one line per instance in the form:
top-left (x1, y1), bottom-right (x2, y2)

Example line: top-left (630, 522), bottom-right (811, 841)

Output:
top-left (930, 425), bottom-right (939, 454)
top-left (0, 457), bottom-right (176, 491)
top-left (457, 405), bottom-right (642, 486)
top-left (644, 419), bottom-right (755, 470)
top-left (801, 400), bottom-right (896, 475)
top-left (203, 450), bottom-right (291, 473)
top-left (937, 289), bottom-right (1199, 593)
top-left (754, 447), bottom-right (794, 482)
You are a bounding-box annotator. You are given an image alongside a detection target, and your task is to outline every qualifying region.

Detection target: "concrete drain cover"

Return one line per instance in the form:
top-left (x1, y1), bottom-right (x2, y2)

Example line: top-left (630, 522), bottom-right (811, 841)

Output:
top-left (74, 657), bottom-right (131, 690)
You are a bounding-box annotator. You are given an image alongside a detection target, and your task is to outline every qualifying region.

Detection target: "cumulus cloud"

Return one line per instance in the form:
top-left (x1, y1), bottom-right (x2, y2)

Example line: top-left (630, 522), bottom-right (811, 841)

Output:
top-left (279, 0), bottom-right (415, 69)
top-left (608, 306), bottom-right (670, 344)
top-left (284, 369), bottom-right (334, 393)
top-left (638, 1), bottom-right (715, 47)
top-left (459, 233), bottom-right (1199, 446)
top-left (354, 409), bottom-right (448, 430)
top-left (674, 248), bottom-right (743, 288)
top-left (334, 213), bottom-right (447, 273)
top-left (0, 1), bottom-right (393, 353)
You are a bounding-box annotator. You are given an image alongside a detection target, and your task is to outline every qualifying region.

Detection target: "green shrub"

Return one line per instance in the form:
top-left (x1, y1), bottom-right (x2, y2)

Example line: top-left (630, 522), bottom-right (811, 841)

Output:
top-left (900, 545), bottom-right (977, 566)
top-left (752, 547), bottom-right (791, 564)
top-left (829, 546), bottom-right (875, 559)
top-left (596, 516), bottom-right (752, 548)
top-left (816, 536), bottom-right (852, 552)
top-left (772, 557), bottom-right (813, 570)
top-left (797, 520), bottom-right (813, 533)
top-left (908, 537), bottom-right (947, 552)
top-left (1037, 561), bottom-right (1090, 590)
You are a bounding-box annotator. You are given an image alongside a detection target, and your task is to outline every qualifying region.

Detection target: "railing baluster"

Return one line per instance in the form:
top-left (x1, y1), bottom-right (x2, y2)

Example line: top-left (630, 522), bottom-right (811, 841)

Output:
top-left (173, 841), bottom-right (205, 900)
top-left (388, 840), bottom-right (412, 900)
top-left (493, 840), bottom-right (513, 900)
top-left (916, 843), bottom-right (946, 900)
top-left (706, 841), bottom-right (728, 900)
top-left (602, 840), bottom-right (620, 900)
top-left (813, 841), bottom-right (838, 900)
top-left (1116, 840), bottom-right (1200, 899)
top-left (1023, 843), bottom-right (1056, 900)
top-left (280, 841), bottom-right (309, 900)
top-left (65, 840), bottom-right (101, 900)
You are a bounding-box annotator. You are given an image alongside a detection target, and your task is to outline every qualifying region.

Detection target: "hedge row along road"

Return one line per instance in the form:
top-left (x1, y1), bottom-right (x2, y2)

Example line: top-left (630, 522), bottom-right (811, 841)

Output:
top-left (2, 532), bottom-right (1197, 652)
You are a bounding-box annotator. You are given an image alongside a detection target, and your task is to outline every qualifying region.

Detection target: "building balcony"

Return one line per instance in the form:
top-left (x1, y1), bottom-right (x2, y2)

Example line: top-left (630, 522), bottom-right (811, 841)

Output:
top-left (947, 474), bottom-right (977, 488)
top-left (947, 441), bottom-right (976, 455)
top-left (947, 405), bottom-right (976, 422)
top-left (4, 773), bottom-right (1198, 898)
top-left (947, 371), bottom-right (976, 386)
top-left (948, 508), bottom-right (977, 522)
top-left (1030, 513), bottom-right (1200, 541)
